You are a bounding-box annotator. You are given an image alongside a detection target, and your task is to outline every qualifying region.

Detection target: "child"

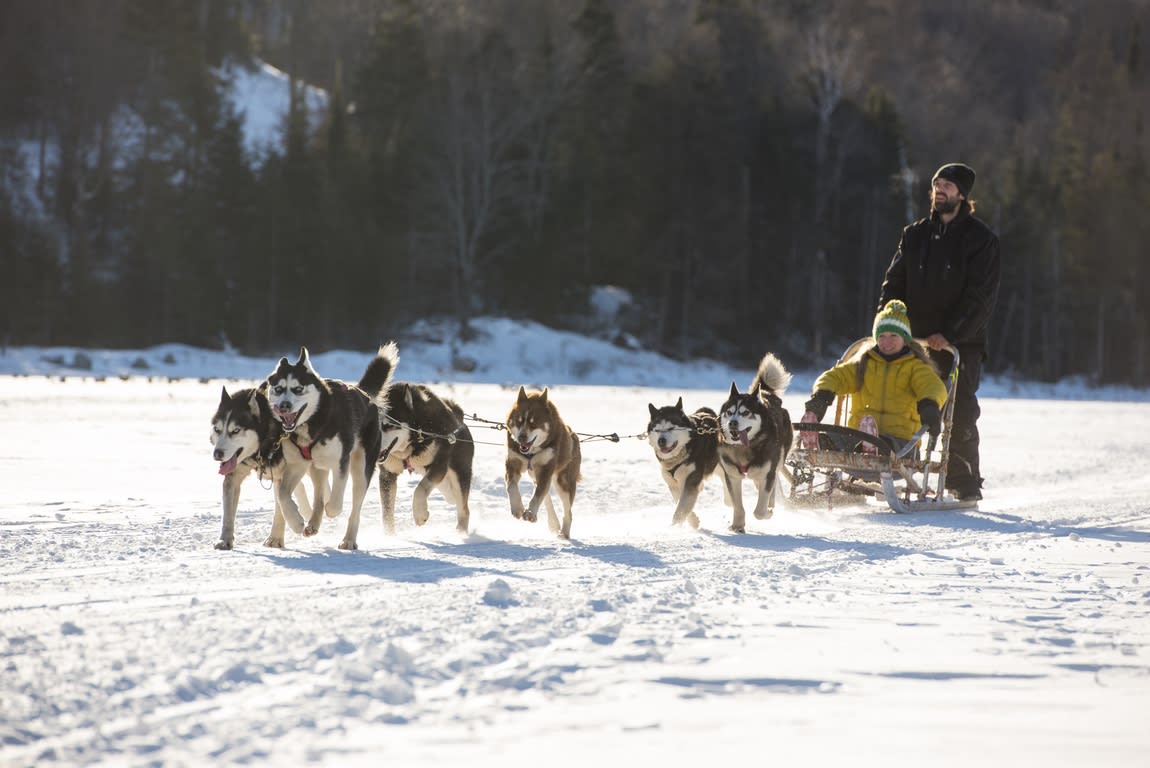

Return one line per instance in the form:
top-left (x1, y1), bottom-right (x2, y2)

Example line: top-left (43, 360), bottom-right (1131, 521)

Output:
top-left (800, 300), bottom-right (947, 452)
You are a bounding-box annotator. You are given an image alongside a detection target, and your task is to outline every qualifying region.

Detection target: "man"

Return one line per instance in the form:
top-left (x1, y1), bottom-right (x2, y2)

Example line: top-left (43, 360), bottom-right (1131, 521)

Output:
top-left (878, 162), bottom-right (1000, 502)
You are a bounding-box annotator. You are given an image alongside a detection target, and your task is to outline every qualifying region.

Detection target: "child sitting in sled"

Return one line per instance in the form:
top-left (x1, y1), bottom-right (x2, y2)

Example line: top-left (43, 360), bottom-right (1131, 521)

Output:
top-left (799, 299), bottom-right (948, 453)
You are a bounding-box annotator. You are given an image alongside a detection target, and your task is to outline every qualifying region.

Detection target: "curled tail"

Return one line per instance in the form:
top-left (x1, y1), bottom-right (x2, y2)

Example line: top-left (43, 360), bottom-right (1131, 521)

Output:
top-left (753, 352), bottom-right (792, 398)
top-left (358, 341), bottom-right (400, 400)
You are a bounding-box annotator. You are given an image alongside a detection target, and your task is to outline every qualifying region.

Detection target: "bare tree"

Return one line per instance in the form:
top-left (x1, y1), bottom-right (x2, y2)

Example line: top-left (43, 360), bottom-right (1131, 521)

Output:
top-left (801, 12), bottom-right (862, 228)
top-left (419, 22), bottom-right (540, 337)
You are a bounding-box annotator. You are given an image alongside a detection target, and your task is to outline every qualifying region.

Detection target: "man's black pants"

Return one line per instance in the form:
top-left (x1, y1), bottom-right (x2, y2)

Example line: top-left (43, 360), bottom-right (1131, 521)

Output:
top-left (930, 344), bottom-right (983, 493)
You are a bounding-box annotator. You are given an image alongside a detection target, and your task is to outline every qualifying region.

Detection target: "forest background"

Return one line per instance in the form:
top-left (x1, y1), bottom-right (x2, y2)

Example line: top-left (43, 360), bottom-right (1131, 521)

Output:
top-left (2, 0), bottom-right (1149, 384)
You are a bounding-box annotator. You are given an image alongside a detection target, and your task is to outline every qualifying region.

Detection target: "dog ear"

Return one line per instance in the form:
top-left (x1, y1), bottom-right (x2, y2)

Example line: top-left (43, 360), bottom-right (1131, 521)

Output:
top-left (296, 346), bottom-right (309, 365)
top-left (517, 385), bottom-right (528, 404)
top-left (220, 385), bottom-right (230, 406)
top-left (675, 396), bottom-right (683, 410)
top-left (403, 383), bottom-right (415, 410)
top-left (539, 388), bottom-right (549, 404)
top-left (729, 381), bottom-right (739, 398)
top-left (750, 380), bottom-right (762, 398)
top-left (247, 389), bottom-right (263, 416)
top-left (649, 403), bottom-right (658, 418)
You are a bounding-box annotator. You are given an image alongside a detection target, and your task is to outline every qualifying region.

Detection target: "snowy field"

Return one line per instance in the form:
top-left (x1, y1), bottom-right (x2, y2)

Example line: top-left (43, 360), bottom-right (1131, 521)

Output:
top-left (2, 326), bottom-right (1149, 767)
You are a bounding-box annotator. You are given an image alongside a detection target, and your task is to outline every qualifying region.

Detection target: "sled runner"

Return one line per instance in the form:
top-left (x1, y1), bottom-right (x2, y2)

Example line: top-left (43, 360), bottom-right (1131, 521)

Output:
top-left (783, 338), bottom-right (978, 514)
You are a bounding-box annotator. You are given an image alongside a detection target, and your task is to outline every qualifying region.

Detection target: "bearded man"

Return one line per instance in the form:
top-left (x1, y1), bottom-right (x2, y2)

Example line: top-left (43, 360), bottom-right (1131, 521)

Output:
top-left (877, 162), bottom-right (1001, 502)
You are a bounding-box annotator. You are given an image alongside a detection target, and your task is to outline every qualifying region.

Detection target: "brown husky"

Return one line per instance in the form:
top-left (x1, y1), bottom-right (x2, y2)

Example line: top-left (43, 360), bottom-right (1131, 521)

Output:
top-left (504, 386), bottom-right (582, 539)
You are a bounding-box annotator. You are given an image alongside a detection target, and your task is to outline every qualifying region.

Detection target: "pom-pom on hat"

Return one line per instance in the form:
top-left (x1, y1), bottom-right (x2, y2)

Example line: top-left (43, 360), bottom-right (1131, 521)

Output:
top-left (932, 162), bottom-right (976, 199)
top-left (874, 299), bottom-right (913, 344)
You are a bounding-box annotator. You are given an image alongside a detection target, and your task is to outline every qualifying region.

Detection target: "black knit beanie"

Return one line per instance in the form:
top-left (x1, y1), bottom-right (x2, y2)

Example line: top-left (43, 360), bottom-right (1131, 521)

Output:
top-left (932, 163), bottom-right (976, 198)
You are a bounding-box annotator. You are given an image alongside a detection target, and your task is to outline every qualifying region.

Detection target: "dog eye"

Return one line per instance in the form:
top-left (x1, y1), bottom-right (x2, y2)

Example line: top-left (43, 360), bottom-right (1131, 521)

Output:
top-left (272, 385), bottom-right (284, 396)
top-left (291, 386), bottom-right (304, 396)
top-left (229, 427), bottom-right (241, 436)
top-left (213, 426), bottom-right (222, 435)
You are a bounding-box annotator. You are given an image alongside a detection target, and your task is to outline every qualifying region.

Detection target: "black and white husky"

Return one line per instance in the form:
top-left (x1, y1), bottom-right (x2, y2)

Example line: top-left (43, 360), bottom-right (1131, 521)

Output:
top-left (647, 399), bottom-right (720, 529)
top-left (210, 385), bottom-right (326, 550)
top-left (717, 352), bottom-right (794, 533)
top-left (378, 383), bottom-right (474, 534)
top-left (264, 343), bottom-right (397, 550)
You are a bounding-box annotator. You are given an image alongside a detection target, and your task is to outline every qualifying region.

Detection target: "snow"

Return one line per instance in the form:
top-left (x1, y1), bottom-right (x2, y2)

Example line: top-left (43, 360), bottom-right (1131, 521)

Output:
top-left (221, 59), bottom-right (329, 165)
top-left (2, 318), bottom-right (1148, 767)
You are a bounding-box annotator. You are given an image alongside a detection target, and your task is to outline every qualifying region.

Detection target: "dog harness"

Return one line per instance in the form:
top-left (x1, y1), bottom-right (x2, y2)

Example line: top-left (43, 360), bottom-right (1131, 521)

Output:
top-left (291, 434), bottom-right (316, 460)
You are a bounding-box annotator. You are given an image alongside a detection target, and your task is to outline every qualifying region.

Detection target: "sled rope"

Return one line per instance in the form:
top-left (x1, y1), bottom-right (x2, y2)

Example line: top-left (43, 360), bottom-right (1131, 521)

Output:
top-left (380, 412), bottom-right (504, 448)
top-left (463, 412), bottom-right (644, 445)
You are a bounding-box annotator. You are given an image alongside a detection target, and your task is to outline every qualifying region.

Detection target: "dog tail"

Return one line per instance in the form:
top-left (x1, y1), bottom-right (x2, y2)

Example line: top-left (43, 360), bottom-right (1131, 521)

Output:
top-left (753, 352), bottom-right (792, 397)
top-left (358, 341), bottom-right (400, 399)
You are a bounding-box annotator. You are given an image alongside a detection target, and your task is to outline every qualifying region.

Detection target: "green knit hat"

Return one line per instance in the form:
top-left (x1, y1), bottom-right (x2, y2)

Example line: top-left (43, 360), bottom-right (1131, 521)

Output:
top-left (874, 299), bottom-right (913, 343)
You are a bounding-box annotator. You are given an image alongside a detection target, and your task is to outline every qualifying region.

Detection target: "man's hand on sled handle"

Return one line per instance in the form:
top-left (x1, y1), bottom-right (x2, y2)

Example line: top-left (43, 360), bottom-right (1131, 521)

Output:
top-left (798, 411), bottom-right (820, 450)
top-left (925, 332), bottom-right (950, 351)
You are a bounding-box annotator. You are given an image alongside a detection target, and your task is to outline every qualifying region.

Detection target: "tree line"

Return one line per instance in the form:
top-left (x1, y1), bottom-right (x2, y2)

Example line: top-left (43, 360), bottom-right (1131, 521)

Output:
top-left (1, 0), bottom-right (1148, 384)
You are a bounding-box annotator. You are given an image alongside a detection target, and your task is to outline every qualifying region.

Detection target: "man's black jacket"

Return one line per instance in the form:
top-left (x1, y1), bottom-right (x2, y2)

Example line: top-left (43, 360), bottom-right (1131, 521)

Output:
top-left (878, 204), bottom-right (1001, 348)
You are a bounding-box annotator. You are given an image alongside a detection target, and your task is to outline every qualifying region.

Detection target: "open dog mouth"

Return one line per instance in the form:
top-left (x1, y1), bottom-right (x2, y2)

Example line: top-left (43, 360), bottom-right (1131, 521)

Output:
top-left (517, 438), bottom-right (536, 454)
top-left (273, 403), bottom-right (305, 431)
top-left (658, 440), bottom-right (679, 454)
top-left (218, 447), bottom-right (242, 476)
top-left (730, 426), bottom-right (751, 447)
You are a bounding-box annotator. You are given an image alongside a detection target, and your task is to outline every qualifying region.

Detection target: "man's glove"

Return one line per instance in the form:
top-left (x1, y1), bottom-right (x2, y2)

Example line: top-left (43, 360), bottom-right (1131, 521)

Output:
top-left (917, 399), bottom-right (941, 438)
top-left (803, 389), bottom-right (835, 421)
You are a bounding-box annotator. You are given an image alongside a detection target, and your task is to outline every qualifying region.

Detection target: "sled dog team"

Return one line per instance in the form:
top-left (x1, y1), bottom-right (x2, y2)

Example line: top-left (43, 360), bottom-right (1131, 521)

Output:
top-left (210, 343), bottom-right (794, 550)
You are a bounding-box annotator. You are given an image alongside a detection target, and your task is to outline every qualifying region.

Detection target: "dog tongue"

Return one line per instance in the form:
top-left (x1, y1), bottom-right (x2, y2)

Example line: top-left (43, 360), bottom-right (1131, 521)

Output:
top-left (219, 455), bottom-right (239, 475)
top-left (738, 429), bottom-right (750, 447)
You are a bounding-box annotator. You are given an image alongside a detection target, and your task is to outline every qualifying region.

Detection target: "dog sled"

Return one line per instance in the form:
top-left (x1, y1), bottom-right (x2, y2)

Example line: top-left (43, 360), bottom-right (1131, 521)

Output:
top-left (782, 338), bottom-right (978, 514)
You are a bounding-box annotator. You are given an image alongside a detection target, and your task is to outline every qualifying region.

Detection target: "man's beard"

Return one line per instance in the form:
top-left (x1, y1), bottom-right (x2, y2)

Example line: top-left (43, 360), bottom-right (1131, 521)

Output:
top-left (932, 196), bottom-right (960, 215)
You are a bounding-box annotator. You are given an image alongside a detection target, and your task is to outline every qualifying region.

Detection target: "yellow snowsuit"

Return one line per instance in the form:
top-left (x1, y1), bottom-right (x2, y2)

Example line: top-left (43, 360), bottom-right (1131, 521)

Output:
top-left (812, 347), bottom-right (947, 441)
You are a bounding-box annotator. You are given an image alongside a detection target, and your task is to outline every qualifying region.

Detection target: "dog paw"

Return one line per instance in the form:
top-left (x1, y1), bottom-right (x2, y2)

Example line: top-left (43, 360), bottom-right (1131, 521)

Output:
top-left (214, 539), bottom-right (234, 550)
top-left (303, 525), bottom-right (320, 537)
top-left (263, 536), bottom-right (285, 548)
top-left (753, 509), bottom-right (774, 520)
top-left (728, 523), bottom-right (745, 534)
top-left (510, 504), bottom-right (525, 519)
top-left (523, 509), bottom-right (538, 523)
top-left (413, 510), bottom-right (430, 526)
top-left (338, 540), bottom-right (358, 551)
top-left (688, 513), bottom-right (700, 530)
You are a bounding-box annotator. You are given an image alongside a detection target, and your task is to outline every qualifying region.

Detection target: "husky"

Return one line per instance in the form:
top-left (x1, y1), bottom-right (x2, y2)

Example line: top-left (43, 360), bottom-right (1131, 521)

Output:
top-left (210, 385), bottom-right (327, 550)
top-left (717, 352), bottom-right (794, 533)
top-left (505, 386), bottom-right (581, 539)
top-left (647, 399), bottom-right (721, 529)
top-left (378, 382), bottom-right (474, 534)
top-left (264, 343), bottom-right (397, 550)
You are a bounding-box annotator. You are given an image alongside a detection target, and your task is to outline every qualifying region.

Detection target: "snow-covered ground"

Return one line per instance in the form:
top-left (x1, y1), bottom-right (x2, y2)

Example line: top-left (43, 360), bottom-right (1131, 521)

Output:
top-left (2, 319), bottom-right (1148, 767)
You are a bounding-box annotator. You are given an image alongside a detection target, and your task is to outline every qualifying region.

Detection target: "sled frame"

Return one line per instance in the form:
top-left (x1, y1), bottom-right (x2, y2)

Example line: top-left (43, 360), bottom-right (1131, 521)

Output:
top-left (783, 338), bottom-right (978, 513)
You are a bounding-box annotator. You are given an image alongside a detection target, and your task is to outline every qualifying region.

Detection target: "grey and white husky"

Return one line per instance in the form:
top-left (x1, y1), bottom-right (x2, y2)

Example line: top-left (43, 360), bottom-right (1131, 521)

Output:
top-left (717, 352), bottom-right (794, 533)
top-left (378, 382), bottom-right (474, 534)
top-left (210, 385), bottom-right (327, 550)
top-left (647, 398), bottom-right (720, 529)
top-left (264, 343), bottom-right (397, 550)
